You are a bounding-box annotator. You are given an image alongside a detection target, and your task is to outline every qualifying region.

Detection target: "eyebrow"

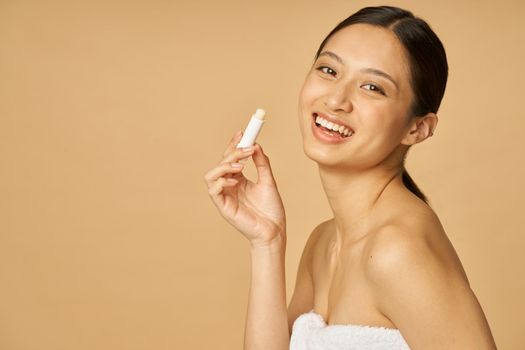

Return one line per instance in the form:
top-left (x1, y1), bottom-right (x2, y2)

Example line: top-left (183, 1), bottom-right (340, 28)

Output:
top-left (318, 51), bottom-right (399, 89)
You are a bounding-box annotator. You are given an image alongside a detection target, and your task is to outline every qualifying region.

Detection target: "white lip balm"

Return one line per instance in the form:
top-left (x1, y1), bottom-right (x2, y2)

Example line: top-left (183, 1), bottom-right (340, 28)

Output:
top-left (236, 108), bottom-right (266, 148)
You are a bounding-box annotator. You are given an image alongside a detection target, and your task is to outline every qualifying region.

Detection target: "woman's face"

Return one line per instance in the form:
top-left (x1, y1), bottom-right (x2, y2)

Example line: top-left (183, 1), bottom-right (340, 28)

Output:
top-left (298, 23), bottom-right (416, 170)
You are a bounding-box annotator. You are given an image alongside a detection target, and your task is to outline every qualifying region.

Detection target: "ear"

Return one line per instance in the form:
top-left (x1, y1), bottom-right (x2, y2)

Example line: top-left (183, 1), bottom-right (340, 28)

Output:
top-left (401, 112), bottom-right (438, 146)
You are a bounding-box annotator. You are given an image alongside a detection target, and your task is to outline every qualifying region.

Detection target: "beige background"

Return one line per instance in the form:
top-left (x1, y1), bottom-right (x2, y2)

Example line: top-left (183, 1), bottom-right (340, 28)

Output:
top-left (1, 0), bottom-right (524, 349)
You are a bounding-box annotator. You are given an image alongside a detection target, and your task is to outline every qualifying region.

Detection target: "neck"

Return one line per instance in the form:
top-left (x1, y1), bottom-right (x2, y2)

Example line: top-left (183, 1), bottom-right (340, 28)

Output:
top-left (318, 163), bottom-right (404, 246)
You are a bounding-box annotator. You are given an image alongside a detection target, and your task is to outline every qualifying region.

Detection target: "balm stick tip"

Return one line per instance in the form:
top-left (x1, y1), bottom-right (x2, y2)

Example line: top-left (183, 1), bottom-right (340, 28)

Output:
top-left (253, 108), bottom-right (266, 120)
top-left (235, 108), bottom-right (266, 149)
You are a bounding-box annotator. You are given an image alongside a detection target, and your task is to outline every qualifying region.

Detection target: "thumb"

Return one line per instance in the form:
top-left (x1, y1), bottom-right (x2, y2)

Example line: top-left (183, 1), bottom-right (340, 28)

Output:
top-left (251, 143), bottom-right (275, 184)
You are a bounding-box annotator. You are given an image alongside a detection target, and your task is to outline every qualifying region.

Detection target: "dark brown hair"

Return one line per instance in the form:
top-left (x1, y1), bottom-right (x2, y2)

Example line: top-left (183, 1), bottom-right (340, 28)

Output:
top-left (314, 6), bottom-right (448, 204)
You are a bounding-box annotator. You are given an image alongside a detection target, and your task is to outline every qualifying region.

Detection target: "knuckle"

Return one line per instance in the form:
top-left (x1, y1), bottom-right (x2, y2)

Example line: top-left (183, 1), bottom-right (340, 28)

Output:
top-left (204, 171), bottom-right (216, 182)
top-left (223, 155), bottom-right (235, 164)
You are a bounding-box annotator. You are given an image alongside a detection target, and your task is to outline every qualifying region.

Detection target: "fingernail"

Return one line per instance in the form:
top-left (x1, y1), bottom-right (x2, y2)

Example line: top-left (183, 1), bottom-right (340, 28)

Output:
top-left (242, 146), bottom-right (254, 152)
top-left (231, 162), bottom-right (243, 168)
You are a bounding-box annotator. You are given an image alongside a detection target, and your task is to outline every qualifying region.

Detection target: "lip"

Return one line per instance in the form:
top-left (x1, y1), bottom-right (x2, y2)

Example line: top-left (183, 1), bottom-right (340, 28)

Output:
top-left (314, 112), bottom-right (354, 133)
top-left (310, 112), bottom-right (354, 144)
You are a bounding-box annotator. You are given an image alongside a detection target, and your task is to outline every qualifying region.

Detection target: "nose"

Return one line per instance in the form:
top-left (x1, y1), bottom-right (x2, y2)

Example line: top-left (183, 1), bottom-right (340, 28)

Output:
top-left (324, 82), bottom-right (353, 113)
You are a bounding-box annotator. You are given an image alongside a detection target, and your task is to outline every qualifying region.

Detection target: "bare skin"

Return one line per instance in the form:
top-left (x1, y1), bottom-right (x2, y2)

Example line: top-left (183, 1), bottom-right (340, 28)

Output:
top-left (288, 181), bottom-right (497, 348)
top-left (288, 23), bottom-right (497, 348)
top-left (206, 22), bottom-right (497, 350)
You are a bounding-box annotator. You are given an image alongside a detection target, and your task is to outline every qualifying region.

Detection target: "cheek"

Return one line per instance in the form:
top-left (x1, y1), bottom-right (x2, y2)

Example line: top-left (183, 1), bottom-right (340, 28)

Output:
top-left (360, 102), bottom-right (406, 133)
top-left (299, 75), bottom-right (324, 107)
top-left (357, 104), bottom-right (409, 155)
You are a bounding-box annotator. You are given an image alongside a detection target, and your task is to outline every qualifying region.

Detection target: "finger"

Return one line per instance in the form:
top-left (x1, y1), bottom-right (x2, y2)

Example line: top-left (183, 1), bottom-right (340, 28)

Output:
top-left (220, 146), bottom-right (255, 165)
top-left (208, 177), bottom-right (239, 196)
top-left (204, 162), bottom-right (245, 185)
top-left (223, 130), bottom-right (244, 158)
top-left (251, 143), bottom-right (276, 185)
top-left (208, 177), bottom-right (238, 208)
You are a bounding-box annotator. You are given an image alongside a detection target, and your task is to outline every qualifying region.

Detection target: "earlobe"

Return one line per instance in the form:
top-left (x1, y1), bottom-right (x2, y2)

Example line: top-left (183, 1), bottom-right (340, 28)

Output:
top-left (401, 113), bottom-right (438, 146)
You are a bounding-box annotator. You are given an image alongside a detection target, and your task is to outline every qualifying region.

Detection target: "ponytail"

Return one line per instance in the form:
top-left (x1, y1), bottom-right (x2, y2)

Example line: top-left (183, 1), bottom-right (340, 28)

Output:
top-left (401, 168), bottom-right (429, 204)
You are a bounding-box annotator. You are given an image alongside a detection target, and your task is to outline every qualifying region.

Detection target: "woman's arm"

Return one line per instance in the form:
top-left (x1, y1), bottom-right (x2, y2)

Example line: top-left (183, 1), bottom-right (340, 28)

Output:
top-left (245, 238), bottom-right (289, 350)
top-left (287, 222), bottom-right (325, 334)
top-left (204, 131), bottom-right (288, 350)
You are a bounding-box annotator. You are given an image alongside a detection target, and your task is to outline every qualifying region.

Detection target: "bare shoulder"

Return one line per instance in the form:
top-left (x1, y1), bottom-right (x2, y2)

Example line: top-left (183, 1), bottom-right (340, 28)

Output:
top-left (364, 207), bottom-right (468, 301)
top-left (295, 219), bottom-right (331, 266)
top-left (306, 219), bottom-right (331, 249)
top-left (365, 203), bottom-right (468, 285)
top-left (363, 205), bottom-right (497, 349)
top-left (295, 218), bottom-right (332, 275)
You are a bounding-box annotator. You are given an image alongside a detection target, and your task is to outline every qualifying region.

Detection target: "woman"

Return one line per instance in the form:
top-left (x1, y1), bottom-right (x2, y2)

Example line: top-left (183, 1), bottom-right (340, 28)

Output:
top-left (204, 5), bottom-right (497, 350)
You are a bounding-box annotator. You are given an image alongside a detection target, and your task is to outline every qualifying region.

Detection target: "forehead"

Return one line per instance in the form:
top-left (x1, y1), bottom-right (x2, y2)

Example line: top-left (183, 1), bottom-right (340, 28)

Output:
top-left (321, 23), bottom-right (411, 84)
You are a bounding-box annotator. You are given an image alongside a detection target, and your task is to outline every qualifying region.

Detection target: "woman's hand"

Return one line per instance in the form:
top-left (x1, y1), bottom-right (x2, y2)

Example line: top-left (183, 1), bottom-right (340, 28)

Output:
top-left (204, 131), bottom-right (286, 247)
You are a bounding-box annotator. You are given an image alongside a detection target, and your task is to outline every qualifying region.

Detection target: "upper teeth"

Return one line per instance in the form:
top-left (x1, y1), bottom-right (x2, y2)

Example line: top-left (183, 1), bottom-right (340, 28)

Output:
top-left (315, 115), bottom-right (353, 137)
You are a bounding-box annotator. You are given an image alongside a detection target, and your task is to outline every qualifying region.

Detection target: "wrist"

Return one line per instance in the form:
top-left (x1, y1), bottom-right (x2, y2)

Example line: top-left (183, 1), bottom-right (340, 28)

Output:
top-left (249, 232), bottom-right (286, 252)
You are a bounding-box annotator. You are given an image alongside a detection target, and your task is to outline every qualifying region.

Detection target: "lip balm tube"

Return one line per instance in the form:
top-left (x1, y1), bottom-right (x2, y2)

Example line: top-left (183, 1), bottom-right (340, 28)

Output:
top-left (236, 108), bottom-right (266, 148)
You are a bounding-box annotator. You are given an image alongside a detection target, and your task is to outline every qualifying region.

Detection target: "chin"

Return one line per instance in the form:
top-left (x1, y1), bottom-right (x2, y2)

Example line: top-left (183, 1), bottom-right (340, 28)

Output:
top-left (298, 123), bottom-right (340, 167)
top-left (301, 140), bottom-right (351, 169)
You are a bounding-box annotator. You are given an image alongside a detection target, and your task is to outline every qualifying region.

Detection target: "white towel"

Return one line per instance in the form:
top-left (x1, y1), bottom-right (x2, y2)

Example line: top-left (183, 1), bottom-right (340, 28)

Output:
top-left (290, 310), bottom-right (411, 350)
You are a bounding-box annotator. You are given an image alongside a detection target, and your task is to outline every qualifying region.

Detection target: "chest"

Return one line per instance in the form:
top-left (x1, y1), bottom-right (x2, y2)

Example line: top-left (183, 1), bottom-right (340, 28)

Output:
top-left (310, 235), bottom-right (396, 328)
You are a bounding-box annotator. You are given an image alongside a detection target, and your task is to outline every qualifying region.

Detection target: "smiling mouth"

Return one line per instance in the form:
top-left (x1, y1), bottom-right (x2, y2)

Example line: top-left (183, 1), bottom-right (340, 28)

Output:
top-left (312, 113), bottom-right (354, 138)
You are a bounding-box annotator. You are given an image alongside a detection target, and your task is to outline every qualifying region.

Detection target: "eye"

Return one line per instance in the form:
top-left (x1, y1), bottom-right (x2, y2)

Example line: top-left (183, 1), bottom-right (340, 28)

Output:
top-left (361, 83), bottom-right (385, 95)
top-left (316, 66), bottom-right (336, 76)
